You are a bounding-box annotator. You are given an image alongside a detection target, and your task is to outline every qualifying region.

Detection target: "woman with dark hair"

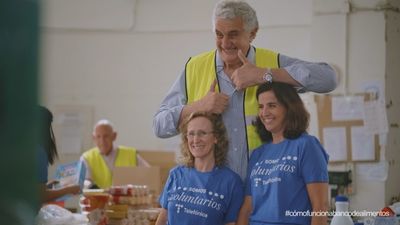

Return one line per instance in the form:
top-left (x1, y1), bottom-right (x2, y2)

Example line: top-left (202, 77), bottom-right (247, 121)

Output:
top-left (37, 106), bottom-right (80, 203)
top-left (237, 83), bottom-right (329, 225)
top-left (156, 112), bottom-right (244, 225)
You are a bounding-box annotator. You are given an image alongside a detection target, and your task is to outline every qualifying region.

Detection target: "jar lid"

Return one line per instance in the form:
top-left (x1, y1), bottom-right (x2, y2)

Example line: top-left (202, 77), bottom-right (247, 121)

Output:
top-left (335, 195), bottom-right (349, 202)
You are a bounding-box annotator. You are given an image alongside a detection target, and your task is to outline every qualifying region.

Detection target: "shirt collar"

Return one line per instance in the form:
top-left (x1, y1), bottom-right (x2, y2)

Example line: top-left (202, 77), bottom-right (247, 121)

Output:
top-left (99, 144), bottom-right (117, 156)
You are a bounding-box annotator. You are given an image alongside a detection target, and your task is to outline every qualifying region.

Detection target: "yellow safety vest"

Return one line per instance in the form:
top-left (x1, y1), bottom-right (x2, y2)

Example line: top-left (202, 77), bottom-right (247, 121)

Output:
top-left (185, 48), bottom-right (279, 152)
top-left (83, 146), bottom-right (137, 189)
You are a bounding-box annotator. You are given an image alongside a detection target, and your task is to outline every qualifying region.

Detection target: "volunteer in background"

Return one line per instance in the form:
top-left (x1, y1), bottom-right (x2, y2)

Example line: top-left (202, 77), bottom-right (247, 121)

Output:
top-left (237, 82), bottom-right (329, 225)
top-left (153, 0), bottom-right (337, 181)
top-left (37, 106), bottom-right (81, 203)
top-left (156, 112), bottom-right (244, 225)
top-left (81, 119), bottom-right (150, 189)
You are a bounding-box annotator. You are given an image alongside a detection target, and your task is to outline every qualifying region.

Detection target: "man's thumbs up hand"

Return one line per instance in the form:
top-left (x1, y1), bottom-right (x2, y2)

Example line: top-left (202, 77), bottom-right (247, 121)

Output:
top-left (199, 79), bottom-right (229, 114)
top-left (231, 50), bottom-right (266, 90)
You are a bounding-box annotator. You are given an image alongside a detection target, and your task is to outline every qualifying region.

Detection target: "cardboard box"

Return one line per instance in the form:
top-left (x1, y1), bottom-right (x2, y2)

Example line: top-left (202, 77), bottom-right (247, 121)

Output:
top-left (113, 166), bottom-right (161, 194)
top-left (112, 150), bottom-right (176, 196)
top-left (137, 150), bottom-right (177, 192)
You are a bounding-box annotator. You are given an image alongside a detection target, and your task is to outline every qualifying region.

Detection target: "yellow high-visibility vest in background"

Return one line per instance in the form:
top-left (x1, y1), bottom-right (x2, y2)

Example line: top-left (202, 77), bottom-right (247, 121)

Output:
top-left (83, 146), bottom-right (137, 188)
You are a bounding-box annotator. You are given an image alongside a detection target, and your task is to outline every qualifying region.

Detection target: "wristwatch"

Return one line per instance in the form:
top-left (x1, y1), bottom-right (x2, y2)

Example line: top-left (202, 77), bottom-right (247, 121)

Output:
top-left (263, 68), bottom-right (273, 83)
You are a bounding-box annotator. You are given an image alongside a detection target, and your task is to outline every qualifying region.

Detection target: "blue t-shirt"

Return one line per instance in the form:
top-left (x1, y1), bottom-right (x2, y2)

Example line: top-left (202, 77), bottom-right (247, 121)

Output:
top-left (37, 146), bottom-right (49, 184)
top-left (160, 165), bottom-right (244, 225)
top-left (245, 133), bottom-right (329, 225)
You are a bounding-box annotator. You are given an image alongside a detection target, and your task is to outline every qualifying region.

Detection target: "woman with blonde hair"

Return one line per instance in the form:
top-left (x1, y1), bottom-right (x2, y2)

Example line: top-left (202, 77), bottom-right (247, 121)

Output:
top-left (156, 112), bottom-right (244, 225)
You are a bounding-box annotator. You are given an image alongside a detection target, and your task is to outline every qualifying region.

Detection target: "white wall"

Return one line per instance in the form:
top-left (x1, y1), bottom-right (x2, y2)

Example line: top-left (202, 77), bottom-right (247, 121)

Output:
top-left (40, 0), bottom-right (318, 152)
top-left (40, 0), bottom-right (397, 211)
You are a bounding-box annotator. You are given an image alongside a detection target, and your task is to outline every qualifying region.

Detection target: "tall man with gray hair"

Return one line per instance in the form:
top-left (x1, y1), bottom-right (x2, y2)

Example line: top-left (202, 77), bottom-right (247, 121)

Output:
top-left (153, 0), bottom-right (337, 181)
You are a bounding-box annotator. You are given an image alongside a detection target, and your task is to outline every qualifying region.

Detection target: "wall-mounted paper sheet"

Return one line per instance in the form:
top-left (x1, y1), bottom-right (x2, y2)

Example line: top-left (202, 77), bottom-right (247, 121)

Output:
top-left (332, 96), bottom-right (364, 121)
top-left (322, 127), bottom-right (347, 161)
top-left (351, 126), bottom-right (375, 161)
top-left (53, 105), bottom-right (94, 155)
top-left (56, 112), bottom-right (84, 154)
top-left (363, 100), bottom-right (389, 135)
top-left (356, 161), bottom-right (388, 182)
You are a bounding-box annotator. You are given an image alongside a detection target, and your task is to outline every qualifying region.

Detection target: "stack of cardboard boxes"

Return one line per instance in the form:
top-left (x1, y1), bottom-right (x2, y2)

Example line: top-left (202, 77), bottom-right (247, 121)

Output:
top-left (81, 150), bottom-right (176, 225)
top-left (82, 185), bottom-right (159, 225)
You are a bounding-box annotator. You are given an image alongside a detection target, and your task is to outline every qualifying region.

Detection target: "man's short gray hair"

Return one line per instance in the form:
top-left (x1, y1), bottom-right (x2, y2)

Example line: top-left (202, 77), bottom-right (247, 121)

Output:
top-left (212, 0), bottom-right (259, 32)
top-left (93, 119), bottom-right (115, 133)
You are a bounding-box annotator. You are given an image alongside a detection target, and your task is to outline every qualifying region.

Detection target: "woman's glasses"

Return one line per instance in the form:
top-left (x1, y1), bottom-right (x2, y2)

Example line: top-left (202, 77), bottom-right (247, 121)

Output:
top-left (186, 130), bottom-right (214, 139)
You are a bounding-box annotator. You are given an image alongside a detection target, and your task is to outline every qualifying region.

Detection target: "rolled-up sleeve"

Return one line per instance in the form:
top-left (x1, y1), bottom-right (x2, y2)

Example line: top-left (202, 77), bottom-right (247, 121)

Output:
top-left (153, 70), bottom-right (187, 138)
top-left (280, 54), bottom-right (338, 93)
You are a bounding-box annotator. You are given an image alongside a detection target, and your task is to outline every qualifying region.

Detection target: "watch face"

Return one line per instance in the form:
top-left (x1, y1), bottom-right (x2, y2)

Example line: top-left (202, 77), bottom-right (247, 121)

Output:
top-left (266, 74), bottom-right (272, 82)
top-left (264, 69), bottom-right (273, 83)
top-left (264, 73), bottom-right (272, 83)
